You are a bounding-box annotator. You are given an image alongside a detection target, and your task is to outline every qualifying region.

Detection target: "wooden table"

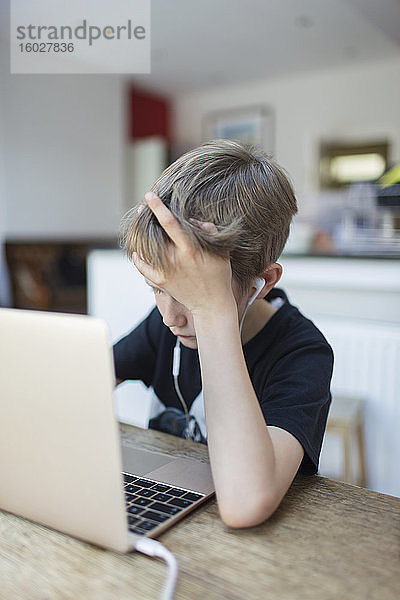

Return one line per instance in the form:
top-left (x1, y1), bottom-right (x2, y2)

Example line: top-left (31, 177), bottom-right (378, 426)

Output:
top-left (1, 424), bottom-right (399, 600)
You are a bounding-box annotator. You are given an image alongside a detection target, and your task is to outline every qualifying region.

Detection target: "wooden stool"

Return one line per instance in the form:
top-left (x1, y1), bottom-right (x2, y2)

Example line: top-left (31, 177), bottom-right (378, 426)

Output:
top-left (326, 395), bottom-right (367, 487)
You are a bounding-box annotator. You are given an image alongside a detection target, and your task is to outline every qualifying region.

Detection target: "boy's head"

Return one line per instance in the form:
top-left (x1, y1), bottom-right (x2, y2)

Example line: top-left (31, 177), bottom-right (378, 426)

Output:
top-left (122, 139), bottom-right (297, 294)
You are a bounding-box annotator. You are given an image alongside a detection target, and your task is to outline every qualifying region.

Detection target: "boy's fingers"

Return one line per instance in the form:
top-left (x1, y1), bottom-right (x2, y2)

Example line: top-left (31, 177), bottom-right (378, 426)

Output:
top-left (132, 252), bottom-right (161, 284)
top-left (145, 192), bottom-right (188, 248)
top-left (189, 218), bottom-right (218, 234)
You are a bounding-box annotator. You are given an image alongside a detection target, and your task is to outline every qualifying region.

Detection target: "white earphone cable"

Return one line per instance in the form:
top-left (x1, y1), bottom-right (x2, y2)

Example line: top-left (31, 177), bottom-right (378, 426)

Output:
top-left (239, 303), bottom-right (250, 337)
top-left (135, 538), bottom-right (179, 600)
top-left (172, 339), bottom-right (192, 440)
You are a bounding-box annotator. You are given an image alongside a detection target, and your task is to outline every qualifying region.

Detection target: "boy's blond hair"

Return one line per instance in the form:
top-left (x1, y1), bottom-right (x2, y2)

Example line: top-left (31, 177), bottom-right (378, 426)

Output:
top-left (121, 139), bottom-right (297, 293)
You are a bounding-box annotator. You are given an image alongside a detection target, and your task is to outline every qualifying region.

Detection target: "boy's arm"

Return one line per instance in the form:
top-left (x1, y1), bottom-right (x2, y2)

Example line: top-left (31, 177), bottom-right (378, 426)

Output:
top-left (112, 308), bottom-right (159, 388)
top-left (134, 192), bottom-right (304, 527)
top-left (193, 306), bottom-right (304, 528)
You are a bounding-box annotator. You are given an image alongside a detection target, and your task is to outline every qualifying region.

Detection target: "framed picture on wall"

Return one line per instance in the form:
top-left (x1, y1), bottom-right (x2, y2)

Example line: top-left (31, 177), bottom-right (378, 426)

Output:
top-left (203, 105), bottom-right (275, 154)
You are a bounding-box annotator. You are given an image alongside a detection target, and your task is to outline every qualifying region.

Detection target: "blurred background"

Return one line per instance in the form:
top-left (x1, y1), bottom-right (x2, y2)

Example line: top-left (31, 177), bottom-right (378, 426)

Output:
top-left (1, 1), bottom-right (399, 497)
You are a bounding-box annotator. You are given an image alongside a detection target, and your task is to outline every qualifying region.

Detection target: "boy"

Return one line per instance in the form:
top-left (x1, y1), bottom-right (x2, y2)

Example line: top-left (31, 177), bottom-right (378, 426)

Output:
top-left (114, 139), bottom-right (333, 528)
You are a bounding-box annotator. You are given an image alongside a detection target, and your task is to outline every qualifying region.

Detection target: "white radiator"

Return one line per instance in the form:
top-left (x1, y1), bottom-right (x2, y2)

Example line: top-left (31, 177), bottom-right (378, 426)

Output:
top-left (315, 317), bottom-right (400, 497)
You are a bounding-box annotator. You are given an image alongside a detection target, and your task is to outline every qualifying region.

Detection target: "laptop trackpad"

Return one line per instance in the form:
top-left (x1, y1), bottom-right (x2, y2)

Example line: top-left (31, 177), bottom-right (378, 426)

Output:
top-left (121, 444), bottom-right (174, 476)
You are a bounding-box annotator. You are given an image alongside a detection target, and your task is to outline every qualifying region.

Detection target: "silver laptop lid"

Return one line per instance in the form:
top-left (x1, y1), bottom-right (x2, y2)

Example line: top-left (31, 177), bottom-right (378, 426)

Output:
top-left (0, 308), bottom-right (130, 553)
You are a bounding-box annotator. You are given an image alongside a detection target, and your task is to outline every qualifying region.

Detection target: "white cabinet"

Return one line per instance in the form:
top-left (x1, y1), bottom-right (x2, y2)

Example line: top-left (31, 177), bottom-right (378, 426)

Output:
top-left (280, 256), bottom-right (400, 497)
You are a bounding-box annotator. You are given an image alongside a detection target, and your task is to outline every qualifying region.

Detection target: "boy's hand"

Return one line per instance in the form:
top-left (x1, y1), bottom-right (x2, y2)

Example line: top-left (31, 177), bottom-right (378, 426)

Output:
top-left (132, 192), bottom-right (237, 316)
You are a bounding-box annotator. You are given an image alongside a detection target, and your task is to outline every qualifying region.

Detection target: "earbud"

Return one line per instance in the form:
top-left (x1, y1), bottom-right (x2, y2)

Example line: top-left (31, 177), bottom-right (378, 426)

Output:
top-left (247, 277), bottom-right (265, 307)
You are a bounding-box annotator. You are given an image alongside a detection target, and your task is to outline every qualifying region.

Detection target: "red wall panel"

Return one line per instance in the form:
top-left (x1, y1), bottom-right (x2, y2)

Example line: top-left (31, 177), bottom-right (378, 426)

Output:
top-left (129, 88), bottom-right (170, 143)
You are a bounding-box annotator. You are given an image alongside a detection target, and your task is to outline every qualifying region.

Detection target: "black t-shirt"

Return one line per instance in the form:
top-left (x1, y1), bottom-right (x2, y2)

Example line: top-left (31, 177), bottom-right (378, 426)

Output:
top-left (113, 288), bottom-right (333, 475)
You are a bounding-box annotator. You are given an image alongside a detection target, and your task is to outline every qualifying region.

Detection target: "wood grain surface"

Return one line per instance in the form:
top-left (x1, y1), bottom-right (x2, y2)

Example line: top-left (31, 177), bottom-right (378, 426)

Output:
top-left (1, 423), bottom-right (399, 600)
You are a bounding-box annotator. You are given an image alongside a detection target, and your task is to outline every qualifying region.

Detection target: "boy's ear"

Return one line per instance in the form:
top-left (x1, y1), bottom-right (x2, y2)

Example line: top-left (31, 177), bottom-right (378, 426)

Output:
top-left (259, 263), bottom-right (282, 297)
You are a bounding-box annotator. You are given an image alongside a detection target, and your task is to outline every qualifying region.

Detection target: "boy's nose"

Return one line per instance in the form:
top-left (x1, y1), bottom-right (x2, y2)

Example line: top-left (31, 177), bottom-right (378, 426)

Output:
top-left (162, 298), bottom-right (187, 328)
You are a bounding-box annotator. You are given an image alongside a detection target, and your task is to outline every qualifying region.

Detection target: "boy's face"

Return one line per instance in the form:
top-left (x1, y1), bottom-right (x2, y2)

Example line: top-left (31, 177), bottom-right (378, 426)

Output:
top-left (148, 278), bottom-right (248, 350)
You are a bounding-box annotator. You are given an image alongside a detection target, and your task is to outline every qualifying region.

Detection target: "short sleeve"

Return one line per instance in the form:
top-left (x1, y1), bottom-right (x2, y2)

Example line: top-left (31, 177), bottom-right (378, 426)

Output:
top-left (113, 307), bottom-right (160, 387)
top-left (259, 342), bottom-right (333, 475)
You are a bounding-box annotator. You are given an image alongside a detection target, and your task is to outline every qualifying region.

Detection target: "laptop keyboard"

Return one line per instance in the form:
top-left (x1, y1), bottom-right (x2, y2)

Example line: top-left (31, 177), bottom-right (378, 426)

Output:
top-left (123, 473), bottom-right (204, 535)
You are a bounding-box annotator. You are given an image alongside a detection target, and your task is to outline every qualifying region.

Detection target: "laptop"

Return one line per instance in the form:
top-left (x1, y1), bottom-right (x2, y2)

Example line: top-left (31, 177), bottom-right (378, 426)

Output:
top-left (0, 307), bottom-right (214, 553)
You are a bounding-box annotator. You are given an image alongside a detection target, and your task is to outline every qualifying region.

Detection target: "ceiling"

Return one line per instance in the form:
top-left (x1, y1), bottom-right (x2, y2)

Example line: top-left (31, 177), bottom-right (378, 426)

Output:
top-left (131, 0), bottom-right (400, 96)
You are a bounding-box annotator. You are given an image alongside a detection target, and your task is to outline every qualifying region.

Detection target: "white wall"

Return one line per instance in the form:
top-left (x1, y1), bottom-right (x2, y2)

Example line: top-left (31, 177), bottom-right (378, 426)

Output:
top-left (2, 74), bottom-right (126, 239)
top-left (172, 57), bottom-right (400, 212)
top-left (0, 127), bottom-right (11, 305)
top-left (0, 0), bottom-right (127, 243)
top-left (0, 4), bottom-right (11, 305)
top-left (0, 102), bottom-right (11, 305)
